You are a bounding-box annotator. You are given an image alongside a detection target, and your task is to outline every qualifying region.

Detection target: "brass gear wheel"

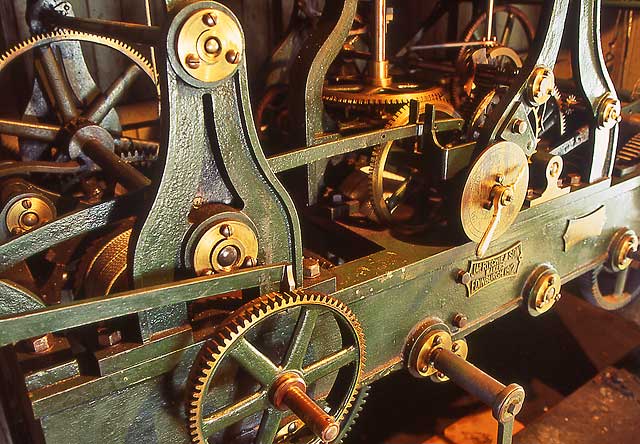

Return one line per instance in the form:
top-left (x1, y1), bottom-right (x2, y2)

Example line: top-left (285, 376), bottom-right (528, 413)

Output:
top-left (0, 29), bottom-right (155, 79)
top-left (369, 100), bottom-right (456, 225)
top-left (188, 290), bottom-right (366, 444)
top-left (322, 83), bottom-right (447, 106)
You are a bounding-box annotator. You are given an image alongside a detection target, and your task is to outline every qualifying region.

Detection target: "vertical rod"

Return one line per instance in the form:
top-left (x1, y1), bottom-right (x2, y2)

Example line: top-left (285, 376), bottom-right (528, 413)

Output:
top-left (486, 0), bottom-right (495, 40)
top-left (373, 0), bottom-right (386, 64)
top-left (369, 0), bottom-right (391, 86)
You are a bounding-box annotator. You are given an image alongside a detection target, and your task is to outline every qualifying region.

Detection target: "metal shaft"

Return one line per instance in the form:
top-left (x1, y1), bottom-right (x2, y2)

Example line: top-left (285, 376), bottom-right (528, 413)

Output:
top-left (369, 0), bottom-right (391, 86)
top-left (43, 11), bottom-right (161, 45)
top-left (82, 140), bottom-right (151, 191)
top-left (433, 348), bottom-right (505, 407)
top-left (486, 0), bottom-right (495, 40)
top-left (282, 386), bottom-right (339, 443)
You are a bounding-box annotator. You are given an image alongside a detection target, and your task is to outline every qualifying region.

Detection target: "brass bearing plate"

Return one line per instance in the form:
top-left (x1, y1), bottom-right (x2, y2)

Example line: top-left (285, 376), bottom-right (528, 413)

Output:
top-left (607, 228), bottom-right (638, 272)
top-left (407, 327), bottom-right (453, 378)
top-left (176, 7), bottom-right (243, 83)
top-left (187, 211), bottom-right (258, 276)
top-left (430, 339), bottom-right (469, 383)
top-left (193, 219), bottom-right (258, 275)
top-left (460, 141), bottom-right (529, 243)
top-left (5, 195), bottom-right (55, 236)
top-left (523, 264), bottom-right (561, 316)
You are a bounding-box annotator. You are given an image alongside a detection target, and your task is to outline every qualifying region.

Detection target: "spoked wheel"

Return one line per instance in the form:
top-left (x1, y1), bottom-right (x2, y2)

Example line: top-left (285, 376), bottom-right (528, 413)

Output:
top-left (188, 290), bottom-right (366, 444)
top-left (457, 5), bottom-right (535, 64)
top-left (0, 30), bottom-right (158, 168)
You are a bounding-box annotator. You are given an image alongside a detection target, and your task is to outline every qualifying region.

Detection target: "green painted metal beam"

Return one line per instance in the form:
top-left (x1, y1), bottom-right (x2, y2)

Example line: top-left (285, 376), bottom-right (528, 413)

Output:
top-left (0, 264), bottom-right (286, 347)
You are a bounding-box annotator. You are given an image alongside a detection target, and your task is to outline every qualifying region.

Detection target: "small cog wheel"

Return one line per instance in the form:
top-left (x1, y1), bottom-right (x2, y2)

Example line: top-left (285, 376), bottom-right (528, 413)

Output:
top-left (578, 264), bottom-right (640, 311)
top-left (188, 290), bottom-right (366, 444)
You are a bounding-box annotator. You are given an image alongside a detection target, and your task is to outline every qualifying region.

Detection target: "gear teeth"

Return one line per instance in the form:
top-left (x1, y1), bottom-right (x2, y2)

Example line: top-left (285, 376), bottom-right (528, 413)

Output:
top-left (0, 29), bottom-right (156, 86)
top-left (187, 290), bottom-right (365, 444)
top-left (551, 85), bottom-right (568, 136)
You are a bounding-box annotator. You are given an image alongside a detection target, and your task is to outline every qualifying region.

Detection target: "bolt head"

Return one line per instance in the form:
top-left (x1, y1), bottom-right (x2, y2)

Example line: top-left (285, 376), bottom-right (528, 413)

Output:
top-left (453, 313), bottom-right (468, 328)
top-left (511, 119), bottom-right (528, 135)
top-left (457, 270), bottom-right (472, 285)
top-left (97, 328), bottom-right (122, 347)
top-left (28, 334), bottom-right (53, 353)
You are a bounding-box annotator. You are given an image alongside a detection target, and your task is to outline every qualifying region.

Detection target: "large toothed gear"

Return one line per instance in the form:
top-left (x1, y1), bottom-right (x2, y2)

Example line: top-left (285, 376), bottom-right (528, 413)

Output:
top-left (0, 30), bottom-right (158, 164)
top-left (322, 84), bottom-right (448, 106)
top-left (188, 290), bottom-right (366, 444)
top-left (0, 29), bottom-right (155, 81)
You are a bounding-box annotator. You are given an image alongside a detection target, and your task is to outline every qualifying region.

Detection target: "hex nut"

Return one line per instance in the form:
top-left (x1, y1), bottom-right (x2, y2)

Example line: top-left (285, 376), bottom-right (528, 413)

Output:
top-left (303, 258), bottom-right (321, 279)
top-left (28, 334), bottom-right (53, 353)
top-left (98, 328), bottom-right (122, 347)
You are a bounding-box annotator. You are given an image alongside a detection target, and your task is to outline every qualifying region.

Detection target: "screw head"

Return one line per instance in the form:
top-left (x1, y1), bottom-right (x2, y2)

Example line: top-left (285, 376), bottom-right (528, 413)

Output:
top-left (243, 256), bottom-right (257, 268)
top-left (202, 13), bottom-right (217, 26)
top-left (192, 196), bottom-right (204, 209)
top-left (21, 199), bottom-right (32, 209)
top-left (287, 422), bottom-right (297, 433)
top-left (219, 224), bottom-right (233, 238)
top-left (185, 53), bottom-right (201, 69)
top-left (225, 49), bottom-right (241, 64)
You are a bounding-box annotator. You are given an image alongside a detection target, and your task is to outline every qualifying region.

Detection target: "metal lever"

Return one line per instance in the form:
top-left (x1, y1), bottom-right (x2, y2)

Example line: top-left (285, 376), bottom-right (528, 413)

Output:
top-left (477, 165), bottom-right (527, 257)
top-left (272, 373), bottom-right (340, 443)
top-left (432, 348), bottom-right (525, 444)
top-left (477, 183), bottom-right (513, 257)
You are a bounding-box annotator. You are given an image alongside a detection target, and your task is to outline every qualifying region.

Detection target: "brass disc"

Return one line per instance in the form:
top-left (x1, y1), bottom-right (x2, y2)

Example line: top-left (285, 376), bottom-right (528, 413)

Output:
top-left (460, 141), bottom-right (529, 242)
top-left (176, 7), bottom-right (243, 83)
